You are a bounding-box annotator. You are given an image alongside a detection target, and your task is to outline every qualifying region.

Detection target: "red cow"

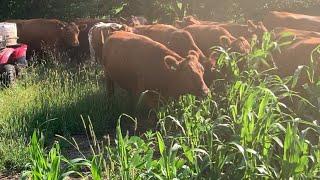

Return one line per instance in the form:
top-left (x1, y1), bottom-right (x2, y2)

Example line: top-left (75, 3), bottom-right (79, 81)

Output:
top-left (273, 27), bottom-right (320, 41)
top-left (7, 19), bottom-right (86, 53)
top-left (102, 31), bottom-right (209, 100)
top-left (273, 37), bottom-right (320, 81)
top-left (132, 24), bottom-right (206, 61)
top-left (126, 16), bottom-right (149, 26)
top-left (175, 16), bottom-right (221, 28)
top-left (176, 16), bottom-right (267, 40)
top-left (263, 11), bottom-right (320, 32)
top-left (88, 22), bottom-right (130, 63)
top-left (132, 24), bottom-right (215, 85)
top-left (219, 20), bottom-right (267, 40)
top-left (183, 24), bottom-right (251, 56)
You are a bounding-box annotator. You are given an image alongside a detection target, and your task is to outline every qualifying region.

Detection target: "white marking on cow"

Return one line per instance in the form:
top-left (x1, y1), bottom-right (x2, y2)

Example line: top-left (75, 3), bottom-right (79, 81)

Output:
top-left (88, 22), bottom-right (124, 62)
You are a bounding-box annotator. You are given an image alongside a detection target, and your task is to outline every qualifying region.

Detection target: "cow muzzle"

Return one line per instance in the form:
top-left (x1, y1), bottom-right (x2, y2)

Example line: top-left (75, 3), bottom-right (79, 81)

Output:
top-left (72, 41), bottom-right (80, 47)
top-left (200, 87), bottom-right (210, 97)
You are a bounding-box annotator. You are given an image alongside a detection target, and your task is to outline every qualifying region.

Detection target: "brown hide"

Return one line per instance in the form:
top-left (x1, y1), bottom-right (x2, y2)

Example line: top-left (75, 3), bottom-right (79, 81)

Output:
top-left (264, 11), bottom-right (320, 32)
top-left (219, 20), bottom-right (267, 40)
top-left (7, 19), bottom-right (85, 54)
top-left (176, 16), bottom-right (267, 40)
top-left (183, 24), bottom-right (251, 56)
top-left (273, 37), bottom-right (320, 85)
top-left (102, 31), bottom-right (209, 99)
top-left (273, 27), bottom-right (320, 41)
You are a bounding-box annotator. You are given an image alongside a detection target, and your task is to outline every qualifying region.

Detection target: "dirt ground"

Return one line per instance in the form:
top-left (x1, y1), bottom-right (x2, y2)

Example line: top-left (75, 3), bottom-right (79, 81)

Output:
top-left (0, 172), bottom-right (20, 180)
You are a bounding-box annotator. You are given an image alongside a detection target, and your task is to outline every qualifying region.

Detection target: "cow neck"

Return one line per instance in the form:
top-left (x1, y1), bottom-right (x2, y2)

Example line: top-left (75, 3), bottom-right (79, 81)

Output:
top-left (164, 66), bottom-right (185, 98)
top-left (56, 30), bottom-right (72, 49)
top-left (44, 21), bottom-right (66, 47)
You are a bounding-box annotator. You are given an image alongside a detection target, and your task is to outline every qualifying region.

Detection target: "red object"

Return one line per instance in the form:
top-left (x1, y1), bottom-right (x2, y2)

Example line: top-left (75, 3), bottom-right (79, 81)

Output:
top-left (0, 44), bottom-right (27, 65)
top-left (0, 47), bottom-right (14, 64)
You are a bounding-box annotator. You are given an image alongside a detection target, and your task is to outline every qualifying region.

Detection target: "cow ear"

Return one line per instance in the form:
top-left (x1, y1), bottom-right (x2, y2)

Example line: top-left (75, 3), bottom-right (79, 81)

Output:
top-left (247, 20), bottom-right (255, 27)
top-left (110, 25), bottom-right (118, 31)
top-left (270, 31), bottom-right (277, 40)
top-left (119, 17), bottom-right (128, 24)
top-left (122, 25), bottom-right (133, 32)
top-left (175, 20), bottom-right (184, 28)
top-left (78, 24), bottom-right (87, 31)
top-left (251, 34), bottom-right (258, 41)
top-left (188, 50), bottom-right (199, 59)
top-left (208, 53), bottom-right (217, 71)
top-left (164, 56), bottom-right (179, 71)
top-left (60, 24), bottom-right (66, 30)
top-left (120, 24), bottom-right (128, 31)
top-left (60, 22), bottom-right (67, 30)
top-left (184, 16), bottom-right (199, 25)
top-left (247, 20), bottom-right (256, 32)
top-left (219, 36), bottom-right (232, 48)
top-left (257, 21), bottom-right (267, 31)
top-left (184, 16), bottom-right (194, 22)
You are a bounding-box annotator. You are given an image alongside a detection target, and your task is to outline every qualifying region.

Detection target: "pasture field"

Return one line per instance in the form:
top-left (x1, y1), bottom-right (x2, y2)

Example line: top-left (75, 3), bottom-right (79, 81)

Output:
top-left (1, 33), bottom-right (320, 179)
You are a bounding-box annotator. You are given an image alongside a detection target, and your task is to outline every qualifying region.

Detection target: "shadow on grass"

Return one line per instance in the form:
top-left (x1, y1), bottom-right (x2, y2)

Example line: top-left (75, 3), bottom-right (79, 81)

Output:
top-left (27, 88), bottom-right (136, 139)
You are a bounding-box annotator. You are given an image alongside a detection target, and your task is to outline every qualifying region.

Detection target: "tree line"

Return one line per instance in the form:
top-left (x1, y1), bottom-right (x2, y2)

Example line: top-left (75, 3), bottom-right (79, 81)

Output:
top-left (1, 0), bottom-right (320, 22)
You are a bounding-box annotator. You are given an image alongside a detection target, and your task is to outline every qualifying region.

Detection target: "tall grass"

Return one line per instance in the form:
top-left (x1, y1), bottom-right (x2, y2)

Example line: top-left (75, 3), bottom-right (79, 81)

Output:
top-left (0, 56), bottom-right (131, 171)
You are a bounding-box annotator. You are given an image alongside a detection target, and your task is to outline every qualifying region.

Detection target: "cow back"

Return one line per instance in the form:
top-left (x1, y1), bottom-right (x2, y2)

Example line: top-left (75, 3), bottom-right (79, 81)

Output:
top-left (103, 31), bottom-right (182, 95)
top-left (273, 37), bottom-right (320, 79)
top-left (184, 24), bottom-right (234, 56)
top-left (133, 24), bottom-right (177, 45)
top-left (264, 11), bottom-right (320, 32)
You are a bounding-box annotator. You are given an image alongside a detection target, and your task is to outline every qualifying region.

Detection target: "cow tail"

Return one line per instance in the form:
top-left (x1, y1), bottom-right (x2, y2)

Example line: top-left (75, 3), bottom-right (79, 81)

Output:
top-left (101, 37), bottom-right (114, 96)
top-left (100, 28), bottom-right (112, 65)
top-left (88, 26), bottom-right (96, 62)
top-left (101, 34), bottom-right (109, 68)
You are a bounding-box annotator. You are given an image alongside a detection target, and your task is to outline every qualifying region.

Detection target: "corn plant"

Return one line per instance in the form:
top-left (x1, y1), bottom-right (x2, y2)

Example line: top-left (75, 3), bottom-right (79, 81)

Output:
top-left (21, 131), bottom-right (83, 180)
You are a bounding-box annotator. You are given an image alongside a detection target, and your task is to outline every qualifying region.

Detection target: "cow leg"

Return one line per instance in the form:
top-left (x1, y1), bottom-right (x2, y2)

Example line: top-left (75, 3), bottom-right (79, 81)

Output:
top-left (134, 76), bottom-right (161, 109)
top-left (105, 72), bottom-right (114, 97)
top-left (107, 78), bottom-right (114, 97)
top-left (131, 76), bottom-right (146, 107)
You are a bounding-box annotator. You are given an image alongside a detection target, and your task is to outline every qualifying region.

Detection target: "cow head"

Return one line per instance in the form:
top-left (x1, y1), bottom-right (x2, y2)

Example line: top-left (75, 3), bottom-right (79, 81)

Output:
top-left (120, 24), bottom-right (134, 32)
top-left (232, 36), bottom-right (251, 54)
top-left (169, 30), bottom-right (207, 62)
top-left (60, 22), bottom-right (87, 47)
top-left (126, 16), bottom-right (148, 26)
top-left (169, 30), bottom-right (215, 85)
top-left (220, 36), bottom-right (251, 54)
top-left (184, 16), bottom-right (200, 25)
top-left (201, 53), bottom-right (217, 86)
top-left (165, 51), bottom-right (209, 97)
top-left (175, 16), bottom-right (199, 28)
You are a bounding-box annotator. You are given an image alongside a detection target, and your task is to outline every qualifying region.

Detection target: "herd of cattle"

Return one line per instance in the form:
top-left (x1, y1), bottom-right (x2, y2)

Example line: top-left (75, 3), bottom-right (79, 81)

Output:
top-left (6, 11), bottom-right (320, 100)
